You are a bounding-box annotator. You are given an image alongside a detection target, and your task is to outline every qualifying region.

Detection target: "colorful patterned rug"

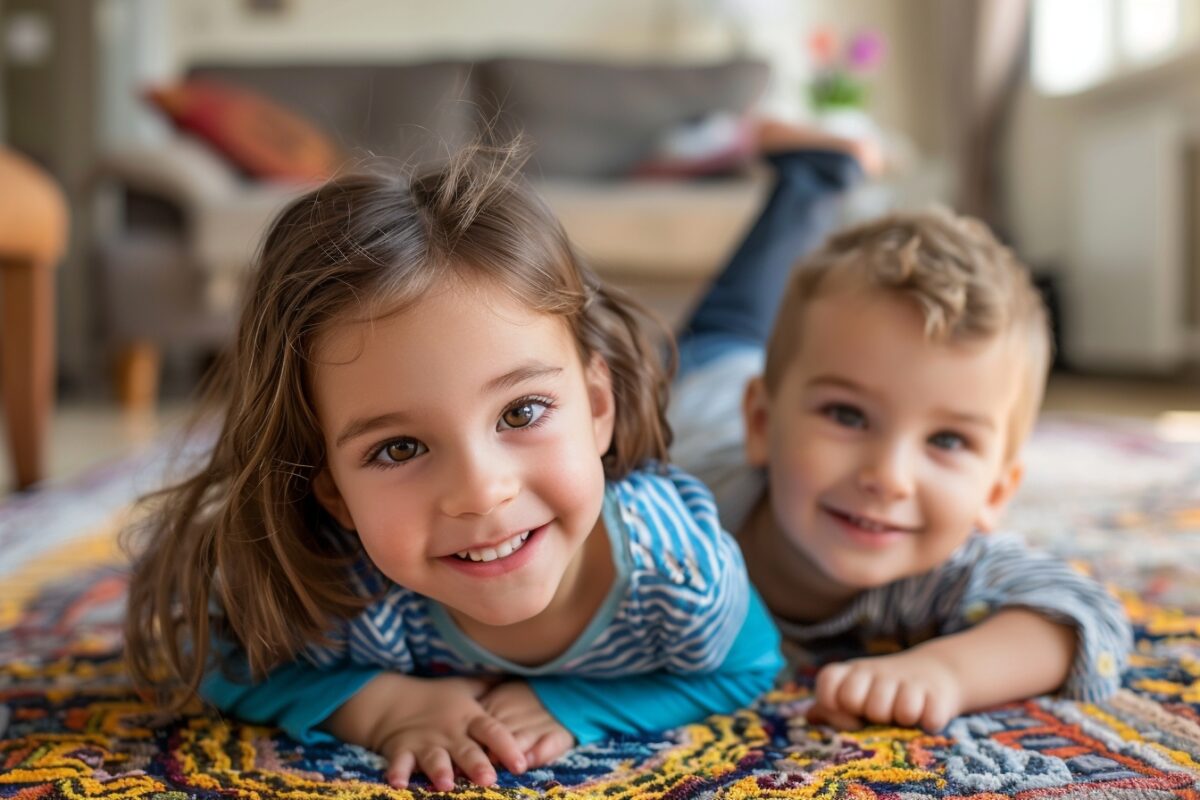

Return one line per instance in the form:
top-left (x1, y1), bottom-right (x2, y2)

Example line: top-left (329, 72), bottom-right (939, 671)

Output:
top-left (2, 414), bottom-right (1198, 798)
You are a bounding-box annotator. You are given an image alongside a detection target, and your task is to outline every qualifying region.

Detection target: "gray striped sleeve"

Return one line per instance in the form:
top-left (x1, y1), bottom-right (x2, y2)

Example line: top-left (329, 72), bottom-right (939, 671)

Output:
top-left (778, 534), bottom-right (1131, 701)
top-left (933, 533), bottom-right (1131, 701)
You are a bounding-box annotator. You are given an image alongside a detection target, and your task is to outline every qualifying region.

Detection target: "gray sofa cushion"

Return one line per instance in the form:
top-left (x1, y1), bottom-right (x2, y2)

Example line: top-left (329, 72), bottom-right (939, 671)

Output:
top-left (478, 58), bottom-right (770, 178)
top-left (188, 61), bottom-right (479, 167)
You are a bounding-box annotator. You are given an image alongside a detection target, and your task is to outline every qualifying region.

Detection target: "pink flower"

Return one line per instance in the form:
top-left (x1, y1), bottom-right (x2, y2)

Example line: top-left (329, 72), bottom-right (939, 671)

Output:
top-left (809, 27), bottom-right (838, 67)
top-left (846, 28), bottom-right (885, 71)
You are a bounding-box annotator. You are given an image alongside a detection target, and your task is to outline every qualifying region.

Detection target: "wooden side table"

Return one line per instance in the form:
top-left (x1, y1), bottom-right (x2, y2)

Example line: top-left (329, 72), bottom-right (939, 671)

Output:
top-left (0, 148), bottom-right (68, 490)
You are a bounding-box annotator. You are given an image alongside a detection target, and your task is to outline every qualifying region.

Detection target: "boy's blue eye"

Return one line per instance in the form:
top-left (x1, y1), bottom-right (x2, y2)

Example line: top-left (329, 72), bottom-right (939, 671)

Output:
top-left (499, 400), bottom-right (549, 431)
top-left (824, 403), bottom-right (867, 429)
top-left (929, 431), bottom-right (967, 451)
top-left (377, 437), bottom-right (427, 464)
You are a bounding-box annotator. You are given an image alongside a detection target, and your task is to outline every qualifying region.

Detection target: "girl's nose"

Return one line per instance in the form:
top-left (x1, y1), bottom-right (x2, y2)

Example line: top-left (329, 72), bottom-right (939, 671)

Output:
top-left (439, 445), bottom-right (519, 518)
top-left (857, 439), bottom-right (916, 500)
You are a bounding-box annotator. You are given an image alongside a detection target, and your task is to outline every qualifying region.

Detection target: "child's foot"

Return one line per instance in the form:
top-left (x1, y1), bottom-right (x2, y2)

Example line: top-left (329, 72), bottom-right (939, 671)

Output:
top-left (753, 118), bottom-right (885, 179)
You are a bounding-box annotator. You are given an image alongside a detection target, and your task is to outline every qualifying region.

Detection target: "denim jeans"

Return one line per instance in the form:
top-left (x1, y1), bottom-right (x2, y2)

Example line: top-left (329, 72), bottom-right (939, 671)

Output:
top-left (676, 150), bottom-right (862, 379)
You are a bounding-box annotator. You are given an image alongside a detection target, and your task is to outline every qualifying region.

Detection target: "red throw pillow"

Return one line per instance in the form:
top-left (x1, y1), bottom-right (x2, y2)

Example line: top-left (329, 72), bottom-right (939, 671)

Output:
top-left (145, 79), bottom-right (339, 182)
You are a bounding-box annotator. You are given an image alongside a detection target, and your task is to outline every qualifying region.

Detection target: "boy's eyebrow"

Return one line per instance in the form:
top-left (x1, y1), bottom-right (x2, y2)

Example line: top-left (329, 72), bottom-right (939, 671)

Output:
top-left (807, 375), bottom-right (870, 393)
top-left (935, 408), bottom-right (997, 430)
top-left (334, 362), bottom-right (562, 447)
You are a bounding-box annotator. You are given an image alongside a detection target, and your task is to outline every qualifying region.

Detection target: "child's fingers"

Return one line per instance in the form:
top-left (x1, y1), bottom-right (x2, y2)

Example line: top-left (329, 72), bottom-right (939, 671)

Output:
top-left (834, 667), bottom-right (874, 717)
top-left (451, 740), bottom-right (497, 786)
top-left (814, 662), bottom-right (850, 713)
top-left (417, 747), bottom-right (456, 792)
top-left (385, 751), bottom-right (415, 789)
top-left (862, 676), bottom-right (899, 724)
top-left (891, 682), bottom-right (927, 728)
top-left (527, 727), bottom-right (575, 767)
top-left (919, 692), bottom-right (954, 734)
top-left (457, 675), bottom-right (502, 699)
top-left (806, 702), bottom-right (863, 731)
top-left (468, 714), bottom-right (527, 775)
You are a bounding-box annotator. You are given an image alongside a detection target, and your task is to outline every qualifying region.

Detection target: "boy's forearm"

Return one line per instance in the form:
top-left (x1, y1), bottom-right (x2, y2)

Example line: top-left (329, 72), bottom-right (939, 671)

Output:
top-left (920, 608), bottom-right (1076, 711)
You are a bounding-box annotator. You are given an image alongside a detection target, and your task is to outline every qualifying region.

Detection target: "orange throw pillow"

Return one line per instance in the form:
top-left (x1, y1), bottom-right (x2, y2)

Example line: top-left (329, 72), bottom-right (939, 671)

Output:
top-left (146, 79), bottom-right (339, 182)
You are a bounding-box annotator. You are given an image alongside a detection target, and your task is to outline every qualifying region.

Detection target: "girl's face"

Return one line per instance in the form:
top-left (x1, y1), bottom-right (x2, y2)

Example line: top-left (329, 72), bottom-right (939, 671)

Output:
top-left (310, 280), bottom-right (615, 630)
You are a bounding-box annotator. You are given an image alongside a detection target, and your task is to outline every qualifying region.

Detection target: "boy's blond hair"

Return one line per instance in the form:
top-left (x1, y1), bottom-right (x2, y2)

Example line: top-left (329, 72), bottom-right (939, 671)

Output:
top-left (763, 207), bottom-right (1051, 458)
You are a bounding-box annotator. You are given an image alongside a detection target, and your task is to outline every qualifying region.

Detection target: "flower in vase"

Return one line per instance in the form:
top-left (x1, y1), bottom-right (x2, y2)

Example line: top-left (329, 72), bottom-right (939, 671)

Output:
top-left (808, 27), bottom-right (886, 113)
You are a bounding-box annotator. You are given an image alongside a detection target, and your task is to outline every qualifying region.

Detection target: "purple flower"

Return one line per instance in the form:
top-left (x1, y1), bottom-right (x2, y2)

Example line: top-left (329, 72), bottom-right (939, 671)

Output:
top-left (846, 29), bottom-right (885, 71)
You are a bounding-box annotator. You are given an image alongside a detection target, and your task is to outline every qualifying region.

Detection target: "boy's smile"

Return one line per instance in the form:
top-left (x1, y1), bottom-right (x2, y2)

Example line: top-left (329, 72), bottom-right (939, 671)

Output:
top-left (743, 284), bottom-right (1026, 622)
top-left (308, 279), bottom-right (616, 655)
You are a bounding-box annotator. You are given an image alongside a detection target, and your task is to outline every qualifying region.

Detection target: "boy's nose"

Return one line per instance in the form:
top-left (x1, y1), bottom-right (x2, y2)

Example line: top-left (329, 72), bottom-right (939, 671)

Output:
top-left (857, 440), bottom-right (916, 500)
top-left (439, 445), bottom-right (519, 518)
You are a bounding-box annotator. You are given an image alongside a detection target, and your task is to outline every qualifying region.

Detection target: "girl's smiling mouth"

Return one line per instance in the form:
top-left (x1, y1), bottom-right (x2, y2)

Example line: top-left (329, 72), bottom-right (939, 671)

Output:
top-left (441, 523), bottom-right (549, 576)
top-left (454, 530), bottom-right (532, 563)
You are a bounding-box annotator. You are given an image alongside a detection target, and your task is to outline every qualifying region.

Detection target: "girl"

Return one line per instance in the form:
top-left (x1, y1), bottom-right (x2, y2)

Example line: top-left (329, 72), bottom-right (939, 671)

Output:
top-left (123, 143), bottom-right (782, 791)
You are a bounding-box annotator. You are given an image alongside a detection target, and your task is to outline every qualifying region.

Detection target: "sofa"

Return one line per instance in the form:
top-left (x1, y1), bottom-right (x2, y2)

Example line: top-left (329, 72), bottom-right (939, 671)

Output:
top-left (94, 57), bottom-right (774, 407)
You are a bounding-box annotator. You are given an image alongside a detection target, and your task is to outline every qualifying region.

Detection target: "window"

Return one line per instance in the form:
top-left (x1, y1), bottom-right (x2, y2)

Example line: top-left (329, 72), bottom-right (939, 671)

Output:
top-left (1032, 0), bottom-right (1189, 94)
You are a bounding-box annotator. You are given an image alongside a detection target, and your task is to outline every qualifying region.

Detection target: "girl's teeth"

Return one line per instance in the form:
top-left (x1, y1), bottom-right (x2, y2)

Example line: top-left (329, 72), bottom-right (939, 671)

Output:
top-left (455, 530), bottom-right (532, 562)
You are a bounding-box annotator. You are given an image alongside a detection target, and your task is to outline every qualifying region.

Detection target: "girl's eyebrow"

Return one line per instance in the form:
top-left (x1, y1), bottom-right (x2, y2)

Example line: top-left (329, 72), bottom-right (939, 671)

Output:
top-left (336, 411), bottom-right (413, 448)
top-left (483, 362), bottom-right (562, 394)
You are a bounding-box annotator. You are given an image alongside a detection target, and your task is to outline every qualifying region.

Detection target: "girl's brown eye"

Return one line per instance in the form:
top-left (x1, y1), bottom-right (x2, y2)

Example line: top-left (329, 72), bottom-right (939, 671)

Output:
top-left (503, 404), bottom-right (536, 429)
top-left (385, 439), bottom-right (421, 462)
top-left (498, 400), bottom-right (549, 431)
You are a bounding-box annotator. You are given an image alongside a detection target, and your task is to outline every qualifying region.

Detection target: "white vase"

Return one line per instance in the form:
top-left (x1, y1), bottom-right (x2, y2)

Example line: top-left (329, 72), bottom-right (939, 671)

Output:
top-left (814, 107), bottom-right (880, 141)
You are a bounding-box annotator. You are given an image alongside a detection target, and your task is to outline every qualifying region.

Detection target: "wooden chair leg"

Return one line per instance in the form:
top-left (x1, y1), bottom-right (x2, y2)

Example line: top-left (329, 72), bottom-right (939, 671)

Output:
top-left (115, 341), bottom-right (162, 413)
top-left (1, 257), bottom-right (55, 490)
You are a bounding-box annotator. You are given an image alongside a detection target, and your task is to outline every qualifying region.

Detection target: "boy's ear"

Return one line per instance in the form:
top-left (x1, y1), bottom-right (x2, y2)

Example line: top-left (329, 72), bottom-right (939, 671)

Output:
top-left (974, 459), bottom-right (1024, 532)
top-left (743, 376), bottom-right (771, 467)
top-left (312, 468), bottom-right (355, 530)
top-left (585, 352), bottom-right (616, 456)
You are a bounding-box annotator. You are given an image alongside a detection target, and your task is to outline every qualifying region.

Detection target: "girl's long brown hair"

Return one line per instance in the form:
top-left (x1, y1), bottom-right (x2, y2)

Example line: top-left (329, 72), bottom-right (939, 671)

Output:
top-left (122, 141), bottom-right (674, 707)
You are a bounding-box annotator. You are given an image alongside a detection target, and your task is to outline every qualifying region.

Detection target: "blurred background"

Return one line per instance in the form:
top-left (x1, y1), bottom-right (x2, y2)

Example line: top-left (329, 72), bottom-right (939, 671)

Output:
top-left (1, 0), bottom-right (1198, 492)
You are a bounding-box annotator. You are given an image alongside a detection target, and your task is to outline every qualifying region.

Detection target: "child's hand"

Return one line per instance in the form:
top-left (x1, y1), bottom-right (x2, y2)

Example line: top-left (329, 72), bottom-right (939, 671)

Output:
top-left (808, 650), bottom-right (964, 733)
top-left (480, 681), bottom-right (575, 767)
top-left (324, 673), bottom-right (527, 791)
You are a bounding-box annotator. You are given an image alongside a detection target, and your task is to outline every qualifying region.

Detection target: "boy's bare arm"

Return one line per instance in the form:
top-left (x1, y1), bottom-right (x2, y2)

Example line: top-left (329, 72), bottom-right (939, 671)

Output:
top-left (810, 608), bottom-right (1076, 732)
top-left (323, 672), bottom-right (527, 791)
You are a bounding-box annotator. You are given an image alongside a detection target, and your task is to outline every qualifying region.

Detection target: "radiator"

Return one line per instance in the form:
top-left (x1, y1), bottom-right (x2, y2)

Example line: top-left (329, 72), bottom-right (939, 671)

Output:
top-left (1069, 107), bottom-right (1187, 372)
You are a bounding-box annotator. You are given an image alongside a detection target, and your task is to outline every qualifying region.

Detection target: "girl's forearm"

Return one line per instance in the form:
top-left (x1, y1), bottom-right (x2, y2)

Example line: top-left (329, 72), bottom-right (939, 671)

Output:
top-left (323, 672), bottom-right (422, 748)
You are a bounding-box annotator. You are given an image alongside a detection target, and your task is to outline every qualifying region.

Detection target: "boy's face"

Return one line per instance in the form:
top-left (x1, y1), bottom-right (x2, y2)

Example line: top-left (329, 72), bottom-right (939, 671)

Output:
top-left (744, 284), bottom-right (1025, 593)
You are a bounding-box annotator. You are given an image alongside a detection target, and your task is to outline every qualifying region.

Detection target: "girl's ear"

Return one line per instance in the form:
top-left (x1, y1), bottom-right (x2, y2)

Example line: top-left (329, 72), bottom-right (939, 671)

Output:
top-left (312, 468), bottom-right (356, 530)
top-left (743, 376), bottom-right (771, 467)
top-left (585, 352), bottom-right (616, 456)
top-left (974, 459), bottom-right (1024, 532)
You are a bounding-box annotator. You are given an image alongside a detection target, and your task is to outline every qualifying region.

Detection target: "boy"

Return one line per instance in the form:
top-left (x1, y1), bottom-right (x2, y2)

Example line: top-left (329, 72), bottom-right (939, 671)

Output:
top-left (670, 151), bottom-right (1132, 732)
